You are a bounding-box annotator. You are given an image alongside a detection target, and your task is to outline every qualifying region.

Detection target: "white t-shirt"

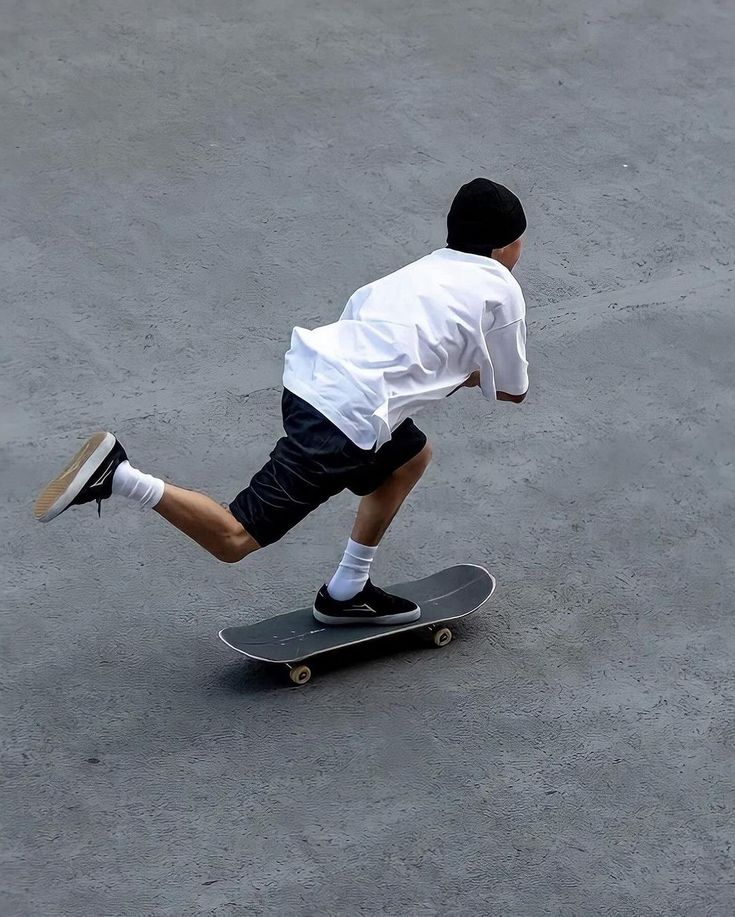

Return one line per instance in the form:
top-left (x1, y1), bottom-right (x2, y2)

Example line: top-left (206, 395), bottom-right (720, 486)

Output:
top-left (282, 247), bottom-right (529, 449)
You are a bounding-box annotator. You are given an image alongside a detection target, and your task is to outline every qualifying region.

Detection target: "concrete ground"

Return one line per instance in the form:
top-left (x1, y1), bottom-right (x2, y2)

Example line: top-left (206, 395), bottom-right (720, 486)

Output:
top-left (2, 1), bottom-right (733, 914)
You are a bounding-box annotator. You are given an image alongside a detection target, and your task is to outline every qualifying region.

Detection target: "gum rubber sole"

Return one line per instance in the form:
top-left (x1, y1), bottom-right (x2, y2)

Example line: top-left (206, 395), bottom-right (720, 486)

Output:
top-left (33, 431), bottom-right (115, 522)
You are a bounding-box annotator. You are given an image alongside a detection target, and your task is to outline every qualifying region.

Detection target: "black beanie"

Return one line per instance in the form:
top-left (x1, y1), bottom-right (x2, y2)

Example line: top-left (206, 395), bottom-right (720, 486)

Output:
top-left (446, 177), bottom-right (527, 254)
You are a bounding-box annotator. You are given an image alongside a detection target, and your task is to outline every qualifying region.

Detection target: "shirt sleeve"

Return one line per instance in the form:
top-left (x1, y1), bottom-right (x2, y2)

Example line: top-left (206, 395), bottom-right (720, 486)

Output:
top-left (479, 317), bottom-right (529, 399)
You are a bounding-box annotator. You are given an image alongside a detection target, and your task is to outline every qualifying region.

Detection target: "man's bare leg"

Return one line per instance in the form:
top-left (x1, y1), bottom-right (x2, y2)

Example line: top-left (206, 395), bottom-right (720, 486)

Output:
top-left (154, 484), bottom-right (259, 563)
top-left (351, 443), bottom-right (432, 546)
top-left (325, 443), bottom-right (432, 602)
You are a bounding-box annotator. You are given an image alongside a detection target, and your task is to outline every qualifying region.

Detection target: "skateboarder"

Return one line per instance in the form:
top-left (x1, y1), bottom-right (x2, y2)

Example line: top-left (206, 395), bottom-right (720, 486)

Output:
top-left (34, 178), bottom-right (529, 627)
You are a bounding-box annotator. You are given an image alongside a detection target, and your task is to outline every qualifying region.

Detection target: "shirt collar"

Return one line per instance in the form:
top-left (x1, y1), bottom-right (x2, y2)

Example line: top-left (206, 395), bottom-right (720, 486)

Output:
top-left (432, 246), bottom-right (510, 273)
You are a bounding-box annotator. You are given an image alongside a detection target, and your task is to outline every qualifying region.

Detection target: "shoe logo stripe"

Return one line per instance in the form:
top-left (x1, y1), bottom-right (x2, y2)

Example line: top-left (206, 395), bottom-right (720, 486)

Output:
top-left (94, 464), bottom-right (115, 487)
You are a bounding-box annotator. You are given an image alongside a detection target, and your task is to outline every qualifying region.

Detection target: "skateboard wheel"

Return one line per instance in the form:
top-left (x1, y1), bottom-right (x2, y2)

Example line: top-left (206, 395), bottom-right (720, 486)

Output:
top-left (432, 627), bottom-right (453, 647)
top-left (289, 664), bottom-right (311, 685)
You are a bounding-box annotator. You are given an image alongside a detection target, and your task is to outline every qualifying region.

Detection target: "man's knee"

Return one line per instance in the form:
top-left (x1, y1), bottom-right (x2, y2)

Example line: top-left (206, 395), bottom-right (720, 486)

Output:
top-left (388, 441), bottom-right (432, 488)
top-left (407, 441), bottom-right (432, 476)
top-left (213, 528), bottom-right (260, 564)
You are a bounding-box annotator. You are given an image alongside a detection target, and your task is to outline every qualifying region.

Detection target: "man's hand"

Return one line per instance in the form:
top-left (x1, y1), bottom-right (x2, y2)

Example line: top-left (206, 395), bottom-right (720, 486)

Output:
top-left (447, 372), bottom-right (528, 402)
top-left (447, 370), bottom-right (481, 397)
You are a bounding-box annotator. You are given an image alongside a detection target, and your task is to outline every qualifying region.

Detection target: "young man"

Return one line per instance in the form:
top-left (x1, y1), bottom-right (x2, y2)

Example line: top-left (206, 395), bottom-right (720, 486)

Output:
top-left (34, 178), bottom-right (529, 626)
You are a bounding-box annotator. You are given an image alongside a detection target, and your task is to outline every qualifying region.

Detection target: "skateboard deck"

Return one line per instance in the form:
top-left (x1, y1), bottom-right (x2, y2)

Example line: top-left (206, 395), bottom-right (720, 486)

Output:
top-left (219, 563), bottom-right (495, 684)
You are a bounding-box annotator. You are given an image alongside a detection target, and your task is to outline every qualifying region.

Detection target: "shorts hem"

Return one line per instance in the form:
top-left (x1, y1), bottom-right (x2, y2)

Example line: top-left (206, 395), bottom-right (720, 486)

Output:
top-left (228, 500), bottom-right (276, 548)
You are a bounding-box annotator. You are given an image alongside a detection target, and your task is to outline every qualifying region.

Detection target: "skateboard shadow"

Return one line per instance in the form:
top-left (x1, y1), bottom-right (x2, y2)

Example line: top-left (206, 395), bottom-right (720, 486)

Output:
top-left (217, 657), bottom-right (286, 693)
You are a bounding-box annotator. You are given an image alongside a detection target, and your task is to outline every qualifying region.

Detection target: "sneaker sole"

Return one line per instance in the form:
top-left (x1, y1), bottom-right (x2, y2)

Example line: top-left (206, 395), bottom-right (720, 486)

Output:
top-left (33, 431), bottom-right (116, 522)
top-left (312, 605), bottom-right (422, 626)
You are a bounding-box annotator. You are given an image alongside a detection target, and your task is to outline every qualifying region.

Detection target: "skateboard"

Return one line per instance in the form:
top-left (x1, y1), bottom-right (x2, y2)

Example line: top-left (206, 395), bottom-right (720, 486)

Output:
top-left (219, 563), bottom-right (495, 685)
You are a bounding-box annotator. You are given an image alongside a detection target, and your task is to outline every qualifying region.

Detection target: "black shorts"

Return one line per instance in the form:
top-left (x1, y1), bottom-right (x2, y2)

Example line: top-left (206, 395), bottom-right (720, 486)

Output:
top-left (229, 389), bottom-right (427, 547)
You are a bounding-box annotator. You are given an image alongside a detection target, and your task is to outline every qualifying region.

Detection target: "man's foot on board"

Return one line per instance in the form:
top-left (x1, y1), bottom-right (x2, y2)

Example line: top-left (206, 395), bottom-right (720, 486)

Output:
top-left (34, 432), bottom-right (128, 522)
top-left (313, 579), bottom-right (421, 626)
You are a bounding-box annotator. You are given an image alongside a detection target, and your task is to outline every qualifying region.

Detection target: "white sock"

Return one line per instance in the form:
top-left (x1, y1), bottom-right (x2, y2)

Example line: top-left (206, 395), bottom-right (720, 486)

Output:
top-left (111, 460), bottom-right (165, 509)
top-left (327, 538), bottom-right (377, 601)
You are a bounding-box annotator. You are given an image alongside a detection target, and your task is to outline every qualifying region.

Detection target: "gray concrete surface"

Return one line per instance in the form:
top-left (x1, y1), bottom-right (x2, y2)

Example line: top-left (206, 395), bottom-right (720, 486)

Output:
top-left (2, 0), bottom-right (733, 914)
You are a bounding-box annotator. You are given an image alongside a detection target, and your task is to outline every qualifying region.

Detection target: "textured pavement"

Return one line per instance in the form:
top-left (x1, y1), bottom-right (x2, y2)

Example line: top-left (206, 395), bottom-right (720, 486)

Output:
top-left (2, 1), bottom-right (733, 915)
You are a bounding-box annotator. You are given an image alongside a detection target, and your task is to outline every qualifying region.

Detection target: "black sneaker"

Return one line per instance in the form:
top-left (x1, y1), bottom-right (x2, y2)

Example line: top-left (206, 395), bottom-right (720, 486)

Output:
top-left (34, 431), bottom-right (128, 522)
top-left (313, 579), bottom-right (421, 626)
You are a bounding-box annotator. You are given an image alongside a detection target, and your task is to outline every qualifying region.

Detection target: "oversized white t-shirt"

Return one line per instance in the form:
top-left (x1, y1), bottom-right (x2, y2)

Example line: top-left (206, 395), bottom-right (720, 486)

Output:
top-left (282, 247), bottom-right (528, 449)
